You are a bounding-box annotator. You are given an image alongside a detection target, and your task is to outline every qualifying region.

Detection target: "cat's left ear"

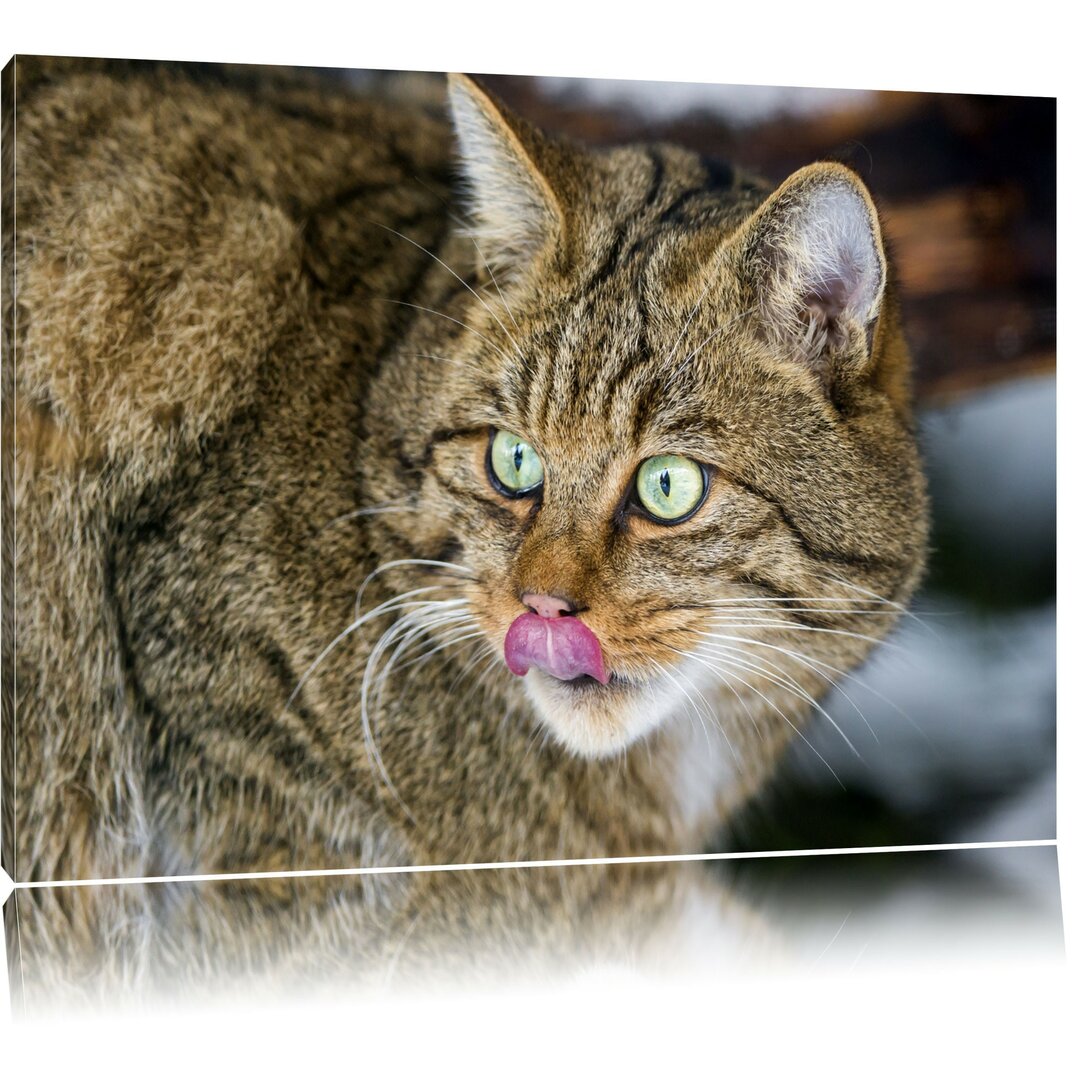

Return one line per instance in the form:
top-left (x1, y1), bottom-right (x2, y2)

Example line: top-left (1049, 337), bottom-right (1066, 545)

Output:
top-left (447, 74), bottom-right (564, 282)
top-left (732, 162), bottom-right (887, 381)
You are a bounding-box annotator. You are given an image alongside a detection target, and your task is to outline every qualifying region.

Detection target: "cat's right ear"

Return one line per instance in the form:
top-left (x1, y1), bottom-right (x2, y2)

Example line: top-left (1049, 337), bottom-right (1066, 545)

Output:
top-left (447, 74), bottom-right (564, 282)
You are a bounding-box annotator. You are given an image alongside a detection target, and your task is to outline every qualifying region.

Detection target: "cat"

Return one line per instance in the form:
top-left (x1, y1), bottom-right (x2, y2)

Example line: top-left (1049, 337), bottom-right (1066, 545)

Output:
top-left (3, 57), bottom-right (928, 887)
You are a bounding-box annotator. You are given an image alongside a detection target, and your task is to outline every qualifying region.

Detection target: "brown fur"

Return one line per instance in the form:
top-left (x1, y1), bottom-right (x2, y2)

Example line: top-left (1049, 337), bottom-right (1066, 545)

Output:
top-left (2, 59), bottom-right (928, 890)
top-left (5, 859), bottom-right (779, 1010)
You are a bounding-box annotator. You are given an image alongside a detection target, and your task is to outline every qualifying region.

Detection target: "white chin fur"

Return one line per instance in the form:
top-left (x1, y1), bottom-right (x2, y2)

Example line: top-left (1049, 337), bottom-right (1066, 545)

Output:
top-left (522, 669), bottom-right (679, 760)
top-left (520, 663), bottom-right (744, 830)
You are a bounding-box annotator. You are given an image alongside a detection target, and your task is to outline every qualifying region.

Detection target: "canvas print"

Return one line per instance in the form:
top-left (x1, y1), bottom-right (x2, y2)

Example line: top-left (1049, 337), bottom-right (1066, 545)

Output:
top-left (0, 58), bottom-right (1055, 894)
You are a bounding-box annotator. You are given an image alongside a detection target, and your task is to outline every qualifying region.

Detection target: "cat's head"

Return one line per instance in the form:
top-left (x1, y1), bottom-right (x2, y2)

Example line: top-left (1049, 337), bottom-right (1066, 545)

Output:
top-left (368, 76), bottom-right (929, 761)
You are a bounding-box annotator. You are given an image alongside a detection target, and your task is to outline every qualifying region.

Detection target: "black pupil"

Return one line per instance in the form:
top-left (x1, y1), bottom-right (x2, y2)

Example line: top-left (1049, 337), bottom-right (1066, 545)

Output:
top-left (513, 444), bottom-right (524, 472)
top-left (659, 468), bottom-right (671, 497)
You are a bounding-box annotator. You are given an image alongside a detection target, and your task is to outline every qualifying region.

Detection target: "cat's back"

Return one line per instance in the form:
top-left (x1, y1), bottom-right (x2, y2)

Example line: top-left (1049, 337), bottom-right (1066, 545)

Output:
top-left (6, 60), bottom-right (460, 879)
top-left (13, 58), bottom-right (456, 462)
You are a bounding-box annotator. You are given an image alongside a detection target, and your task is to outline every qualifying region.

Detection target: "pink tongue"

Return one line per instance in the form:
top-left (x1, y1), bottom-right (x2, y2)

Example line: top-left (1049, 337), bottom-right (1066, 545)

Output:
top-left (504, 612), bottom-right (609, 684)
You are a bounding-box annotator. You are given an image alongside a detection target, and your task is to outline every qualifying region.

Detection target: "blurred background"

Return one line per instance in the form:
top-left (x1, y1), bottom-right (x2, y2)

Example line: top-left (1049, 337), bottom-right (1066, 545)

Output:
top-left (466, 74), bottom-right (1056, 854)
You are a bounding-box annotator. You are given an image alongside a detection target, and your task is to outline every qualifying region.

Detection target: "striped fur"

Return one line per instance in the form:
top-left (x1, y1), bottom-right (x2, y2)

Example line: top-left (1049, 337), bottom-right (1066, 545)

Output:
top-left (5, 60), bottom-right (928, 892)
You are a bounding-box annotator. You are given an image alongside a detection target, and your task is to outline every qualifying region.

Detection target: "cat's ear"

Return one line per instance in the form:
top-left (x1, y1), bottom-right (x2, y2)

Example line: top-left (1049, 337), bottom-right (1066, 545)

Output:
top-left (732, 162), bottom-right (887, 381)
top-left (447, 74), bottom-right (563, 281)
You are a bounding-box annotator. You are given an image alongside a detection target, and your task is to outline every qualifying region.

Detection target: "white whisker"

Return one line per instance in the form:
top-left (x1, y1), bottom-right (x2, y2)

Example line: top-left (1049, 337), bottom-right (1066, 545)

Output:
top-left (669, 645), bottom-right (845, 788)
top-left (671, 309), bottom-right (754, 382)
top-left (700, 605), bottom-right (895, 617)
top-left (405, 351), bottom-right (486, 374)
top-left (703, 595), bottom-right (896, 604)
top-left (366, 220), bottom-right (529, 366)
top-left (354, 557), bottom-right (474, 616)
top-left (320, 502), bottom-right (421, 532)
top-left (374, 613), bottom-right (478, 695)
top-left (285, 586), bottom-right (460, 712)
top-left (701, 636), bottom-right (879, 744)
top-left (661, 275), bottom-right (717, 369)
top-left (447, 641), bottom-right (500, 695)
top-left (703, 619), bottom-right (905, 652)
top-left (466, 234), bottom-right (522, 336)
top-left (649, 659), bottom-right (712, 752)
top-left (360, 597), bottom-right (477, 821)
top-left (696, 643), bottom-right (862, 759)
top-left (821, 571), bottom-right (941, 639)
top-left (378, 298), bottom-right (516, 368)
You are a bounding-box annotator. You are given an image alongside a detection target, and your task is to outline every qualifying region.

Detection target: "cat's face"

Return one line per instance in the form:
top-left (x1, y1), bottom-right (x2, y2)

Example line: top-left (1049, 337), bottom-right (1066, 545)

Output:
top-left (373, 77), bottom-right (928, 761)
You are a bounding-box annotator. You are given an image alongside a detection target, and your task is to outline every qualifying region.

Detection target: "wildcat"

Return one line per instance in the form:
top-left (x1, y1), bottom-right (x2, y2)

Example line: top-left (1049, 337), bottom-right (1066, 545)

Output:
top-left (3, 58), bottom-right (928, 885)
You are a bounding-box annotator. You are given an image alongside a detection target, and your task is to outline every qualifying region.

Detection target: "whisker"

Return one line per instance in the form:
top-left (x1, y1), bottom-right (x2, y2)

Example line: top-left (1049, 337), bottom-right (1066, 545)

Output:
top-left (447, 640), bottom-right (500, 695)
top-left (672, 648), bottom-right (764, 745)
top-left (365, 601), bottom-right (471, 682)
top-left (319, 502), bottom-right (422, 533)
top-left (466, 233), bottom-right (522, 336)
top-left (693, 627), bottom-right (917, 737)
top-left (285, 586), bottom-right (461, 712)
top-left (359, 598), bottom-right (476, 821)
top-left (380, 622), bottom-right (481, 678)
top-left (404, 351), bottom-right (486, 374)
top-left (649, 659), bottom-right (712, 753)
top-left (661, 274), bottom-right (717, 369)
top-left (702, 596), bottom-right (898, 604)
top-left (700, 605), bottom-right (896, 617)
top-left (405, 173), bottom-right (525, 341)
top-left (703, 619), bottom-right (905, 653)
top-left (671, 309), bottom-right (754, 383)
top-left (354, 557), bottom-right (475, 616)
top-left (377, 298), bottom-right (515, 367)
top-left (819, 571), bottom-right (941, 640)
top-left (374, 613), bottom-right (478, 695)
top-left (696, 643), bottom-right (862, 758)
top-left (365, 219), bottom-right (528, 366)
top-left (701, 637), bottom-right (879, 744)
top-left (374, 628), bottom-right (486, 725)
top-left (656, 659), bottom-right (746, 769)
top-left (669, 645), bottom-right (845, 788)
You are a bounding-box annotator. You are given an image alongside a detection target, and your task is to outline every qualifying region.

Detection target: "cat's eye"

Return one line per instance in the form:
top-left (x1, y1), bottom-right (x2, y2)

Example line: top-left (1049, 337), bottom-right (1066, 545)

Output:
top-left (635, 455), bottom-right (707, 523)
top-left (488, 429), bottom-right (544, 497)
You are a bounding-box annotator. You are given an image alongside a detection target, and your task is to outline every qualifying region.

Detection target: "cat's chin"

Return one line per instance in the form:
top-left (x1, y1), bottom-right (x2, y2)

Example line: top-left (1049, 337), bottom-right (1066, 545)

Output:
top-left (521, 669), bottom-right (675, 759)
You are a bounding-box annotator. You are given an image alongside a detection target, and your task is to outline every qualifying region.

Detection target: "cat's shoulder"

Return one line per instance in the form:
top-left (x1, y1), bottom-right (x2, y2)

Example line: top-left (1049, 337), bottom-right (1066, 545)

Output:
top-left (11, 59), bottom-right (452, 475)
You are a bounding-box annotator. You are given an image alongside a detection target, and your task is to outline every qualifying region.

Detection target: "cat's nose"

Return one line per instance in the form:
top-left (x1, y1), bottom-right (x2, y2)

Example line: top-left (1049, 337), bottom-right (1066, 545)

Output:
top-left (521, 592), bottom-right (580, 619)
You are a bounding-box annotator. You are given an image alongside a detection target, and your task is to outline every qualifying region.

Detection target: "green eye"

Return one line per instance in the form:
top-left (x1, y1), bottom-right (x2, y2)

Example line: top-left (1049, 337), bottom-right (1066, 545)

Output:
top-left (635, 455), bottom-right (707, 522)
top-left (489, 429), bottom-right (544, 496)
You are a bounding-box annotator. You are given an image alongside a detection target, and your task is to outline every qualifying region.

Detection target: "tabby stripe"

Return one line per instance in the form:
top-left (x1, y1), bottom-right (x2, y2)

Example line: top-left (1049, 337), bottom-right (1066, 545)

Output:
top-left (643, 148), bottom-right (667, 207)
top-left (735, 479), bottom-right (904, 575)
top-left (657, 188), bottom-right (707, 227)
top-left (581, 226), bottom-right (629, 296)
top-left (428, 476), bottom-right (522, 528)
top-left (700, 155), bottom-right (735, 190)
top-left (630, 378), bottom-right (667, 443)
top-left (416, 426), bottom-right (489, 469)
top-left (531, 331), bottom-right (561, 433)
top-left (598, 338), bottom-right (655, 429)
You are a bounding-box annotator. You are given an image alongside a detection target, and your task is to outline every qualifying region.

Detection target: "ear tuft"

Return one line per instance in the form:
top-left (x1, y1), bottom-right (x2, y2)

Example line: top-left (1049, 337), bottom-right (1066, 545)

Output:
top-left (741, 164), bottom-right (886, 375)
top-left (447, 74), bottom-right (562, 281)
